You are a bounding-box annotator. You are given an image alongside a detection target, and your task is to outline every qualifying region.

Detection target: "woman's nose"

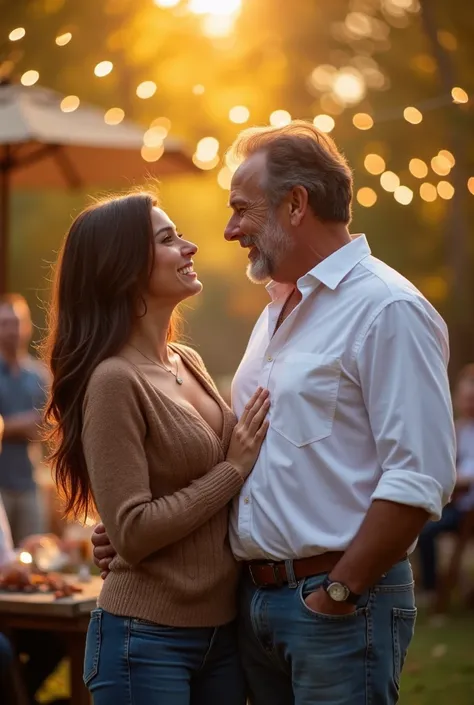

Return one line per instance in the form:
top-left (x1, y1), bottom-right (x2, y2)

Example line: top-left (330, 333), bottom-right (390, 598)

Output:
top-left (182, 240), bottom-right (198, 256)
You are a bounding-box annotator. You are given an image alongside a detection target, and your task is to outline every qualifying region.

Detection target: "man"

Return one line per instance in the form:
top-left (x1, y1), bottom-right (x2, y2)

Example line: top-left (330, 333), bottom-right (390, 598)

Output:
top-left (93, 121), bottom-right (456, 704)
top-left (0, 297), bottom-right (46, 544)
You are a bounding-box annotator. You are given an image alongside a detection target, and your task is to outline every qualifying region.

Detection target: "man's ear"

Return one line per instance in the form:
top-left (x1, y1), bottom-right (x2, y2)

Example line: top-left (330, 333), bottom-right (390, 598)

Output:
top-left (288, 186), bottom-right (308, 226)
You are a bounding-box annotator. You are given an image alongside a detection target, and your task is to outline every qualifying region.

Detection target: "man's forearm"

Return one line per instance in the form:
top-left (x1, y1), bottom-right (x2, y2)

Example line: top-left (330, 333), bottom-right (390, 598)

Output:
top-left (2, 411), bottom-right (42, 441)
top-left (329, 499), bottom-right (430, 594)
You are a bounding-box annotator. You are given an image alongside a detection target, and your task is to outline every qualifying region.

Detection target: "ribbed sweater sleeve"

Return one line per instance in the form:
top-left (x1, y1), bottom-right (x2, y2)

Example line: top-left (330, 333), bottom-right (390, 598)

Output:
top-left (82, 362), bottom-right (244, 565)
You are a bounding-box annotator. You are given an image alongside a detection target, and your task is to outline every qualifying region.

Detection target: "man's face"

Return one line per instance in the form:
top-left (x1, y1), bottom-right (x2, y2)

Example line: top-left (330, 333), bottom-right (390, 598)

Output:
top-left (224, 152), bottom-right (293, 283)
top-left (0, 305), bottom-right (21, 354)
top-left (457, 377), bottom-right (474, 418)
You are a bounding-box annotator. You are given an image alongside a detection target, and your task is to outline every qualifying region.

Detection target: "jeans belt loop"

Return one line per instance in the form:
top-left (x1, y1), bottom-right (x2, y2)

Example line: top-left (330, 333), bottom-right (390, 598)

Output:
top-left (285, 559), bottom-right (298, 589)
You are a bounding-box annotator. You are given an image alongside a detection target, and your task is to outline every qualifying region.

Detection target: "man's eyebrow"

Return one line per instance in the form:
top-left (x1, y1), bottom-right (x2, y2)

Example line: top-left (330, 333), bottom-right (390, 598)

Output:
top-left (228, 198), bottom-right (247, 209)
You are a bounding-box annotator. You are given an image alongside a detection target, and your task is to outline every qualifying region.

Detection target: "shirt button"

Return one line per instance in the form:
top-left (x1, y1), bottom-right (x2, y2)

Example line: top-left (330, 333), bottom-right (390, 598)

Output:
top-left (267, 355), bottom-right (273, 362)
top-left (244, 497), bottom-right (250, 504)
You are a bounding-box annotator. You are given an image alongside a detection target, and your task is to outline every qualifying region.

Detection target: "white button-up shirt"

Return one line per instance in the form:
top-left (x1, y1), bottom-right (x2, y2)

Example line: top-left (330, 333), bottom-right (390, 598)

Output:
top-left (229, 235), bottom-right (456, 561)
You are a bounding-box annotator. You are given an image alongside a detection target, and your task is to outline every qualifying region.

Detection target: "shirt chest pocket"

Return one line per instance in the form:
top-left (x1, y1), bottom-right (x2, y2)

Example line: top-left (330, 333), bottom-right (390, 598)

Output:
top-left (271, 353), bottom-right (341, 447)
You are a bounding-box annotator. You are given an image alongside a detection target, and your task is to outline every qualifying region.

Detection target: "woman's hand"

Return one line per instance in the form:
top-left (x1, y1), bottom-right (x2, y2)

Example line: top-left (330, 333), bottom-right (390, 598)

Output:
top-left (226, 387), bottom-right (270, 479)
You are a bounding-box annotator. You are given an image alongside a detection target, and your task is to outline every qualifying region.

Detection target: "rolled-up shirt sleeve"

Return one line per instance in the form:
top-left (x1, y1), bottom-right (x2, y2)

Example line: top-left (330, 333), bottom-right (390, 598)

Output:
top-left (356, 298), bottom-right (456, 520)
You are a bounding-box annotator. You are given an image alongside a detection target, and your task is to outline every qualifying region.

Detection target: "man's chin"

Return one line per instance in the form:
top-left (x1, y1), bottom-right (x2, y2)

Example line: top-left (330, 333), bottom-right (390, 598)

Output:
top-left (246, 261), bottom-right (272, 285)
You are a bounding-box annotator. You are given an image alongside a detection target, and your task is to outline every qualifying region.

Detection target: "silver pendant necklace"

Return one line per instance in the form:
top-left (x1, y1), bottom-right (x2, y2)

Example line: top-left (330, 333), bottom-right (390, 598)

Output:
top-left (129, 344), bottom-right (183, 385)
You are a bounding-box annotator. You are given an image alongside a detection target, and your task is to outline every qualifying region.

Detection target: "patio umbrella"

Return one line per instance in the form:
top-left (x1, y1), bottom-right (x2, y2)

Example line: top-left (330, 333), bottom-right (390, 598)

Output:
top-left (0, 81), bottom-right (196, 292)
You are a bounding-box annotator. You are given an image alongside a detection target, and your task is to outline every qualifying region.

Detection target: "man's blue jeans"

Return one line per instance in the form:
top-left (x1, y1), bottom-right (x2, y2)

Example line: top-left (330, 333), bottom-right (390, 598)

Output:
top-left (83, 609), bottom-right (246, 705)
top-left (239, 558), bottom-right (416, 705)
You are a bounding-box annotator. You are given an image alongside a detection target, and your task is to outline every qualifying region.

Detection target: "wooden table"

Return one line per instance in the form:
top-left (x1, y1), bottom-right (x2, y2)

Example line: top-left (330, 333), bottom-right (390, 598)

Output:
top-left (0, 575), bottom-right (102, 705)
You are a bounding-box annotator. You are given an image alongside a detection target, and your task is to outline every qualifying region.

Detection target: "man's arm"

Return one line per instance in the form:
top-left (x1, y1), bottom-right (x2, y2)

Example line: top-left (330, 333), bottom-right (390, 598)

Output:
top-left (2, 410), bottom-right (42, 441)
top-left (325, 299), bottom-right (456, 597)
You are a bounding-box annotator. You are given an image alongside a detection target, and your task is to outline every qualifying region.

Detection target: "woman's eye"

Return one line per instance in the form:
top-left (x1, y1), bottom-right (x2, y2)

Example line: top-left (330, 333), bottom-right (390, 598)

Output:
top-left (162, 235), bottom-right (173, 243)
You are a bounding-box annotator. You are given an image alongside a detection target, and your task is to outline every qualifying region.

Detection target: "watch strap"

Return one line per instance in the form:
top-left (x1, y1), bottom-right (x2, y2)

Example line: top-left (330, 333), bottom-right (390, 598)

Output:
top-left (322, 576), bottom-right (361, 605)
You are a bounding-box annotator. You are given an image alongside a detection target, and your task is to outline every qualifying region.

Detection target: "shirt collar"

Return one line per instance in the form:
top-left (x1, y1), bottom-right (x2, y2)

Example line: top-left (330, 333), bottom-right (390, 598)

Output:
top-left (266, 233), bottom-right (371, 301)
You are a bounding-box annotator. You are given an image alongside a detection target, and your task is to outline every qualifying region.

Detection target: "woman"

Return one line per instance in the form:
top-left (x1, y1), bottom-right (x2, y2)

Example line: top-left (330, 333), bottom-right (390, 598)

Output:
top-left (42, 192), bottom-right (269, 704)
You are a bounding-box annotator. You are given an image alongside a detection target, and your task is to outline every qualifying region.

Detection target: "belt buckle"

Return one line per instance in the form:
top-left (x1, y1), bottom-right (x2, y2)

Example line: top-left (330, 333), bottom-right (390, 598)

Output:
top-left (249, 562), bottom-right (284, 587)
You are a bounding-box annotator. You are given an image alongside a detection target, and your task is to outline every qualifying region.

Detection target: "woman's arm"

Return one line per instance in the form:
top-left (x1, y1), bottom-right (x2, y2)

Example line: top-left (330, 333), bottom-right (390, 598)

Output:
top-left (82, 364), bottom-right (243, 566)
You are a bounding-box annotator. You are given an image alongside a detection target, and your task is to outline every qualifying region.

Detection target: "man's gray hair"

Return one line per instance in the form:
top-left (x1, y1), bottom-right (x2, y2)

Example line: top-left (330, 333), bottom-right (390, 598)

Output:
top-left (229, 120), bottom-right (353, 224)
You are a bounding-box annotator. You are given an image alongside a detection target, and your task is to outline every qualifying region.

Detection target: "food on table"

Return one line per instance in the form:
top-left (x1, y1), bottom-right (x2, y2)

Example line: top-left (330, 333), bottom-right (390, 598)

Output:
top-left (0, 568), bottom-right (83, 599)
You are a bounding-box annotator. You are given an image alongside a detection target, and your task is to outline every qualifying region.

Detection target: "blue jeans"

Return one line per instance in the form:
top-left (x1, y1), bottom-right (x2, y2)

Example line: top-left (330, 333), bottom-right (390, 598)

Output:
top-left (83, 609), bottom-right (246, 705)
top-left (239, 558), bottom-right (416, 705)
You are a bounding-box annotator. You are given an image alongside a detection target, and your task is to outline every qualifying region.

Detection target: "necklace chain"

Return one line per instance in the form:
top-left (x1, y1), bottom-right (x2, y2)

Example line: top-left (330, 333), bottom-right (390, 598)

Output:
top-left (129, 344), bottom-right (184, 385)
top-left (275, 288), bottom-right (297, 333)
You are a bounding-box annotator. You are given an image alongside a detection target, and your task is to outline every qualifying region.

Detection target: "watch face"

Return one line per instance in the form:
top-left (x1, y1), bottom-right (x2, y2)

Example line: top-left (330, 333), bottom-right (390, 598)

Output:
top-left (327, 582), bottom-right (350, 602)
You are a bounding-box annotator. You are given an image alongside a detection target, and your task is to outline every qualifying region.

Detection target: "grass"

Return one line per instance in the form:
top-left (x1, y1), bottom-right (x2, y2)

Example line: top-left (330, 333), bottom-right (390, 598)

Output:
top-left (38, 609), bottom-right (474, 704)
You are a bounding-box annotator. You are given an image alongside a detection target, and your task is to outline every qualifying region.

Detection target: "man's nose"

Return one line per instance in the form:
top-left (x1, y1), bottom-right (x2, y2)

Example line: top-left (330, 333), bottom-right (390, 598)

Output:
top-left (224, 221), bottom-right (240, 242)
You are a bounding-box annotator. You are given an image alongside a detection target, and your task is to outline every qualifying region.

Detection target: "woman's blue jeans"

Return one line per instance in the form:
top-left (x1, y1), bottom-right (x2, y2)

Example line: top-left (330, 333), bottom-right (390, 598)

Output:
top-left (83, 609), bottom-right (246, 705)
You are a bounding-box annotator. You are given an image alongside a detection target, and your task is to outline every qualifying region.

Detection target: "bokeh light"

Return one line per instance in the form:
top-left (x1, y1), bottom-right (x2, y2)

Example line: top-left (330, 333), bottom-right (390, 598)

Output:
top-left (468, 177), bottom-right (474, 195)
top-left (9, 27), bottom-right (26, 41)
top-left (20, 70), bottom-right (40, 86)
top-left (150, 116), bottom-right (171, 132)
top-left (364, 154), bottom-right (386, 175)
top-left (188, 0), bottom-right (241, 15)
top-left (380, 171), bottom-right (400, 192)
top-left (437, 181), bottom-right (455, 200)
top-left (313, 114), bottom-right (335, 133)
top-left (217, 166), bottom-right (233, 190)
top-left (153, 0), bottom-right (180, 6)
top-left (419, 183), bottom-right (437, 202)
top-left (94, 61), bottom-right (113, 77)
top-left (357, 187), bottom-right (377, 207)
top-left (452, 86), bottom-right (469, 104)
top-left (352, 113), bottom-right (374, 130)
top-left (60, 95), bottom-right (80, 113)
top-left (229, 106), bottom-right (250, 124)
top-left (141, 144), bottom-right (165, 162)
top-left (192, 154), bottom-right (220, 170)
top-left (333, 69), bottom-right (366, 104)
top-left (409, 158), bottom-right (428, 179)
top-left (431, 154), bottom-right (452, 176)
top-left (144, 126), bottom-right (167, 147)
top-left (309, 64), bottom-right (337, 91)
top-left (394, 185), bottom-right (413, 205)
top-left (403, 106), bottom-right (423, 124)
top-left (136, 81), bottom-right (157, 99)
top-left (55, 32), bottom-right (72, 46)
top-left (270, 110), bottom-right (292, 127)
top-left (438, 149), bottom-right (455, 167)
top-left (192, 84), bottom-right (205, 95)
top-left (104, 108), bottom-right (125, 125)
top-left (196, 136), bottom-right (219, 161)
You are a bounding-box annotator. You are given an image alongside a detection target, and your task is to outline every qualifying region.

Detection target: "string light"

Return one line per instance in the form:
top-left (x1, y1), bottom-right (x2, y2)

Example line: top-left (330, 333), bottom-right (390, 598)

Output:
top-left (60, 95), bottom-right (80, 112)
top-left (356, 187), bottom-right (377, 207)
top-left (313, 114), bottom-right (335, 133)
top-left (104, 108), bottom-right (125, 125)
top-left (94, 61), bottom-right (113, 77)
top-left (352, 113), bottom-right (373, 130)
top-left (409, 158), bottom-right (428, 179)
top-left (451, 87), bottom-right (468, 104)
top-left (380, 171), bottom-right (400, 192)
top-left (9, 27), bottom-right (26, 41)
top-left (20, 70), bottom-right (39, 86)
top-left (141, 145), bottom-right (165, 162)
top-left (468, 177), bottom-right (474, 196)
top-left (419, 183), bottom-right (437, 202)
top-left (394, 185), bottom-right (413, 205)
top-left (217, 166), bottom-right (233, 190)
top-left (364, 154), bottom-right (386, 175)
top-left (431, 154), bottom-right (451, 176)
top-left (55, 32), bottom-right (72, 46)
top-left (270, 110), bottom-right (292, 127)
top-left (136, 81), bottom-right (157, 99)
top-left (403, 106), bottom-right (423, 124)
top-left (192, 84), bottom-right (205, 95)
top-left (437, 181), bottom-right (454, 200)
top-left (229, 106), bottom-right (250, 124)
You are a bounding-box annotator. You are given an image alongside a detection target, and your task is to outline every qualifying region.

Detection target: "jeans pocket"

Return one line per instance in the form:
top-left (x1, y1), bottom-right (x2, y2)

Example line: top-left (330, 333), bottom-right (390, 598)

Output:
top-left (298, 576), bottom-right (368, 621)
top-left (392, 607), bottom-right (417, 686)
top-left (83, 608), bottom-right (102, 686)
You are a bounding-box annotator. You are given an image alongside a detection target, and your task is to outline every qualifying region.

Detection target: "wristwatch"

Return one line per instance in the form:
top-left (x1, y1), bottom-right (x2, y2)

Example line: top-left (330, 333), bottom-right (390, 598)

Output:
top-left (322, 576), bottom-right (361, 605)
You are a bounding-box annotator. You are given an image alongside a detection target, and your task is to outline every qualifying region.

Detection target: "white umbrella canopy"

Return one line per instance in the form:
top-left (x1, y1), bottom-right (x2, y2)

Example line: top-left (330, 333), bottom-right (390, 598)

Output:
top-left (0, 81), bottom-right (196, 290)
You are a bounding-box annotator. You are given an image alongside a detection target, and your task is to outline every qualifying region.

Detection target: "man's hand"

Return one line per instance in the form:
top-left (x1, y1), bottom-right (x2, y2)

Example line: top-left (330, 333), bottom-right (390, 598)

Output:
top-left (91, 523), bottom-right (116, 579)
top-left (304, 588), bottom-right (356, 617)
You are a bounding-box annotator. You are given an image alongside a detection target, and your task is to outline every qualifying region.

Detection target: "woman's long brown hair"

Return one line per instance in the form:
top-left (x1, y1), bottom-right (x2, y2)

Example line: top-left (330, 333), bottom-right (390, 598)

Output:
top-left (42, 192), bottom-right (178, 519)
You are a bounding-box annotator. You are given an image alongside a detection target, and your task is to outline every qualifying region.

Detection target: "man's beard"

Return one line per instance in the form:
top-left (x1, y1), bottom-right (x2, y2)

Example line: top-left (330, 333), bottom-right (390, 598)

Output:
top-left (244, 212), bottom-right (291, 284)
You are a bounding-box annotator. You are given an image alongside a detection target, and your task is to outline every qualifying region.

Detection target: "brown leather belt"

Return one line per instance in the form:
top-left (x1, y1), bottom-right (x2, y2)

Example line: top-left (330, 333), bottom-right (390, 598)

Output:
top-left (245, 551), bottom-right (344, 587)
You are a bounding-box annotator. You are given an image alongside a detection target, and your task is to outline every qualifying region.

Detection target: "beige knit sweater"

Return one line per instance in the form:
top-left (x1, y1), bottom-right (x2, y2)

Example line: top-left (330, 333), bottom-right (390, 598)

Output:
top-left (82, 344), bottom-right (243, 627)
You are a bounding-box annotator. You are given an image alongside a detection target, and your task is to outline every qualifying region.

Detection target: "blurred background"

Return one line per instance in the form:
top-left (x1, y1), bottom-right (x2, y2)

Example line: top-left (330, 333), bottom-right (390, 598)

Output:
top-left (0, 1), bottom-right (473, 703)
